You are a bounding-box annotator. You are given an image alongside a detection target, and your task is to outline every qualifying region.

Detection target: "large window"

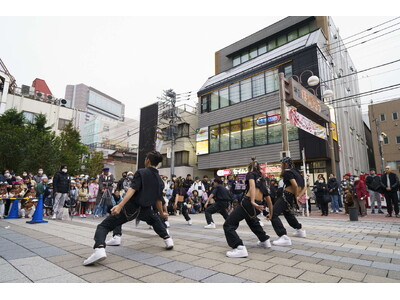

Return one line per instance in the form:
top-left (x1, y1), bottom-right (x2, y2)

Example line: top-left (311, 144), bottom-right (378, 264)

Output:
top-left (210, 92), bottom-right (219, 111)
top-left (201, 95), bottom-right (209, 113)
top-left (252, 73), bottom-right (265, 98)
top-left (58, 118), bottom-right (70, 130)
top-left (240, 78), bottom-right (252, 101)
top-left (176, 123), bottom-right (189, 138)
top-left (210, 125), bottom-right (220, 153)
top-left (267, 110), bottom-right (282, 144)
top-left (220, 122), bottom-right (230, 151)
top-left (265, 69), bottom-right (278, 93)
top-left (254, 113), bottom-right (267, 146)
top-left (175, 151), bottom-right (189, 166)
top-left (229, 83), bottom-right (240, 105)
top-left (242, 116), bottom-right (254, 148)
top-left (219, 87), bottom-right (229, 108)
top-left (23, 111), bottom-right (38, 123)
top-left (393, 112), bottom-right (398, 120)
top-left (230, 119), bottom-right (242, 150)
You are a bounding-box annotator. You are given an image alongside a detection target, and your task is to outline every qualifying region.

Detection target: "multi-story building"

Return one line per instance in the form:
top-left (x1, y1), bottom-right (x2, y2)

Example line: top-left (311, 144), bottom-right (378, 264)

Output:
top-left (368, 97), bottom-right (400, 176)
top-left (197, 16), bottom-right (369, 181)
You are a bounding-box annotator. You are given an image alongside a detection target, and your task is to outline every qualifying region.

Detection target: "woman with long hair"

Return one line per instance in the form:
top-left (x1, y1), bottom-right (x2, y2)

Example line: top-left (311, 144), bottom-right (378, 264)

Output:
top-left (223, 158), bottom-right (273, 258)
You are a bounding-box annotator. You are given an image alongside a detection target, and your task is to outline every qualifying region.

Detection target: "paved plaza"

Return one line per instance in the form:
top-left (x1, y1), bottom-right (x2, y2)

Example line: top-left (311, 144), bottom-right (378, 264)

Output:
top-left (1, 212), bottom-right (400, 283)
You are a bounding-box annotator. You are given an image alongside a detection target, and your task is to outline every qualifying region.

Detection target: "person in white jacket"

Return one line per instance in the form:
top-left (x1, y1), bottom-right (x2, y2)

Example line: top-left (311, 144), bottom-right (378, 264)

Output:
top-left (189, 177), bottom-right (205, 198)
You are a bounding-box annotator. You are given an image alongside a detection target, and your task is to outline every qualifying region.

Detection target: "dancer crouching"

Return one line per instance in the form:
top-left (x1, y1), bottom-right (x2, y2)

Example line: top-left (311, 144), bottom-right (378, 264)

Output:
top-left (223, 158), bottom-right (273, 258)
top-left (83, 151), bottom-right (173, 266)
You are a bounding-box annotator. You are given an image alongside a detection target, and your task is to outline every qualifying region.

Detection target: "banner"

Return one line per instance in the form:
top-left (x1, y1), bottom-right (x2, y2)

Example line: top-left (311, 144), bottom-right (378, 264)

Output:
top-left (196, 127), bottom-right (208, 141)
top-left (331, 122), bottom-right (338, 142)
top-left (288, 107), bottom-right (327, 140)
top-left (196, 127), bottom-right (209, 155)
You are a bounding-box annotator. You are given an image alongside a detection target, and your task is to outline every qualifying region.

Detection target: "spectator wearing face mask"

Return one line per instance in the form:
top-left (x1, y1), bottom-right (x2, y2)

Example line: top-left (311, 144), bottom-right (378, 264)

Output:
top-left (52, 165), bottom-right (71, 220)
top-left (117, 172), bottom-right (127, 192)
top-left (123, 172), bottom-right (134, 194)
top-left (33, 168), bottom-right (45, 184)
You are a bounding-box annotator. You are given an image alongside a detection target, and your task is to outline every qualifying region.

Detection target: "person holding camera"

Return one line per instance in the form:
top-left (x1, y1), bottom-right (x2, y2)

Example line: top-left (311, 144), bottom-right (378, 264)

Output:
top-left (94, 168), bottom-right (114, 217)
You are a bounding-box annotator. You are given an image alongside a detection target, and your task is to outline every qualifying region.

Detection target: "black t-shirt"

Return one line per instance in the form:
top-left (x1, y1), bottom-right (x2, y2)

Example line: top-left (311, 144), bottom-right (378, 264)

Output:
top-left (282, 169), bottom-right (304, 188)
top-left (129, 167), bottom-right (164, 207)
top-left (211, 184), bottom-right (232, 202)
top-left (245, 172), bottom-right (270, 197)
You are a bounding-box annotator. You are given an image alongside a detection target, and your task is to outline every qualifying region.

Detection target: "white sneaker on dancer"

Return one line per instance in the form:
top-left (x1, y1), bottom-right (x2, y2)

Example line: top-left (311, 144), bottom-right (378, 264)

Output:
top-left (83, 248), bottom-right (107, 265)
top-left (204, 223), bottom-right (216, 229)
top-left (257, 239), bottom-right (272, 249)
top-left (51, 213), bottom-right (56, 220)
top-left (165, 221), bottom-right (170, 228)
top-left (259, 221), bottom-right (265, 227)
top-left (188, 219), bottom-right (192, 225)
top-left (226, 245), bottom-right (248, 258)
top-left (164, 237), bottom-right (174, 250)
top-left (106, 235), bottom-right (121, 246)
top-left (272, 235), bottom-right (292, 246)
top-left (293, 229), bottom-right (306, 238)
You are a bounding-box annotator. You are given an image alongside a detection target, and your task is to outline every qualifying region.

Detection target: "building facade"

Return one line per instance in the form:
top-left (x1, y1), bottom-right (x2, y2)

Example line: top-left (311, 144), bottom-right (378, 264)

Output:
top-left (368, 98), bottom-right (400, 176)
top-left (197, 16), bottom-right (369, 180)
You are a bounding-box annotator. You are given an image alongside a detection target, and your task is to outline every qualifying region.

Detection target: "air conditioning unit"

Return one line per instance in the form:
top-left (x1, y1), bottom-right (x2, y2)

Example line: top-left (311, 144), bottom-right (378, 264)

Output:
top-left (35, 91), bottom-right (44, 100)
top-left (21, 85), bottom-right (30, 95)
top-left (60, 98), bottom-right (69, 107)
top-left (46, 94), bottom-right (56, 103)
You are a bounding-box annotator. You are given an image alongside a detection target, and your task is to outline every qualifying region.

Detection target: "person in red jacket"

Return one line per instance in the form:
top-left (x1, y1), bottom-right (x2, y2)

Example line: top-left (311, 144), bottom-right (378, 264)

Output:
top-left (354, 176), bottom-right (367, 217)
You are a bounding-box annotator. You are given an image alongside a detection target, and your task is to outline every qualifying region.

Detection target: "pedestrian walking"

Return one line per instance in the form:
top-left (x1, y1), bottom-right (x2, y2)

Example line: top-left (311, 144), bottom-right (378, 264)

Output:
top-left (203, 178), bottom-right (232, 229)
top-left (270, 157), bottom-right (306, 246)
top-left (83, 151), bottom-right (174, 266)
top-left (223, 158), bottom-right (273, 258)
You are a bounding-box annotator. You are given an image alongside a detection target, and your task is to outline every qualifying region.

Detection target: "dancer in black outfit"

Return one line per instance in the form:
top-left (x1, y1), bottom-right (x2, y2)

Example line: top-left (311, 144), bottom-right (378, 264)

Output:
top-left (83, 151), bottom-right (174, 266)
top-left (203, 178), bottom-right (231, 229)
top-left (271, 157), bottom-right (306, 246)
top-left (223, 158), bottom-right (273, 258)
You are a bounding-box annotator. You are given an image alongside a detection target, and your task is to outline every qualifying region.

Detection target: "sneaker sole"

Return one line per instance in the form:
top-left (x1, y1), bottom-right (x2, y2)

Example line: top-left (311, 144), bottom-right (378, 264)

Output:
top-left (105, 243), bottom-right (120, 246)
top-left (165, 245), bottom-right (174, 250)
top-left (272, 242), bottom-right (292, 246)
top-left (83, 255), bottom-right (106, 266)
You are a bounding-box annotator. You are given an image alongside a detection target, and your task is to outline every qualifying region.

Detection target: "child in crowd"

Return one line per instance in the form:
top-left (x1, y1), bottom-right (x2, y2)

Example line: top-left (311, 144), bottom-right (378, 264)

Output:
top-left (0, 182), bottom-right (8, 218)
top-left (8, 181), bottom-right (25, 216)
top-left (88, 178), bottom-right (99, 215)
top-left (21, 186), bottom-right (37, 218)
top-left (43, 180), bottom-right (54, 217)
top-left (298, 192), bottom-right (307, 216)
top-left (78, 181), bottom-right (90, 218)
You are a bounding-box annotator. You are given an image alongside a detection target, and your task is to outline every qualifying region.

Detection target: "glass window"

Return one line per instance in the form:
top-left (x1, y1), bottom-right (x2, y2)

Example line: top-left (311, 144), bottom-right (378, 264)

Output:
top-left (201, 95), bottom-right (209, 113)
top-left (175, 151), bottom-right (189, 166)
top-left (288, 30), bottom-right (298, 42)
top-left (23, 111), bottom-right (38, 123)
top-left (230, 119), bottom-right (241, 150)
top-left (229, 83), bottom-right (240, 105)
top-left (380, 114), bottom-right (386, 121)
top-left (220, 122), bottom-right (230, 151)
top-left (299, 24), bottom-right (310, 36)
top-left (284, 65), bottom-right (293, 78)
top-left (277, 34), bottom-right (287, 46)
top-left (396, 136), bottom-right (400, 144)
top-left (58, 118), bottom-right (70, 130)
top-left (240, 78), bottom-right (252, 101)
top-left (393, 112), bottom-right (398, 120)
top-left (219, 87), bottom-right (229, 108)
top-left (383, 136), bottom-right (389, 144)
top-left (387, 161), bottom-right (400, 171)
top-left (249, 48), bottom-right (258, 59)
top-left (241, 52), bottom-right (249, 63)
top-left (162, 154), bottom-right (170, 168)
top-left (210, 92), bottom-right (219, 111)
top-left (242, 116), bottom-right (254, 148)
top-left (254, 113), bottom-right (267, 146)
top-left (252, 73), bottom-right (265, 98)
top-left (233, 56), bottom-right (241, 67)
top-left (288, 123), bottom-right (299, 141)
top-left (177, 123), bottom-right (189, 137)
top-left (258, 44), bottom-right (267, 55)
top-left (265, 69), bottom-right (279, 93)
top-left (267, 110), bottom-right (282, 144)
top-left (210, 125), bottom-right (220, 153)
top-left (268, 39), bottom-right (277, 51)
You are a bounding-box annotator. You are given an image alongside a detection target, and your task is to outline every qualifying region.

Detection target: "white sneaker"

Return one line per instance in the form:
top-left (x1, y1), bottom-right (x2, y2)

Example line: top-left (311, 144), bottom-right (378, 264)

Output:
top-left (259, 221), bottom-right (265, 227)
top-left (272, 235), bottom-right (292, 246)
top-left (106, 235), bottom-right (121, 246)
top-left (51, 213), bottom-right (56, 220)
top-left (226, 245), bottom-right (248, 258)
top-left (83, 248), bottom-right (107, 265)
top-left (257, 239), bottom-right (271, 249)
top-left (204, 223), bottom-right (216, 229)
top-left (293, 229), bottom-right (306, 238)
top-left (164, 237), bottom-right (174, 250)
top-left (165, 221), bottom-right (170, 228)
top-left (149, 226), bottom-right (153, 230)
top-left (188, 219), bottom-right (192, 225)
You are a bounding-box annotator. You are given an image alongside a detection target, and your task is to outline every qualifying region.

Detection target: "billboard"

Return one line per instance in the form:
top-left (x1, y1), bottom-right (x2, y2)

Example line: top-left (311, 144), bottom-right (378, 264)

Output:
top-left (196, 127), bottom-right (209, 155)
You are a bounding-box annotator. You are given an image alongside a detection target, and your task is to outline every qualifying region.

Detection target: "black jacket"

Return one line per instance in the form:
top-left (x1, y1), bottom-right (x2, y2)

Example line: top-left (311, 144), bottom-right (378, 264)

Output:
top-left (53, 171), bottom-right (71, 194)
top-left (365, 174), bottom-right (382, 192)
top-left (314, 181), bottom-right (328, 196)
top-left (381, 173), bottom-right (399, 191)
top-left (327, 178), bottom-right (339, 195)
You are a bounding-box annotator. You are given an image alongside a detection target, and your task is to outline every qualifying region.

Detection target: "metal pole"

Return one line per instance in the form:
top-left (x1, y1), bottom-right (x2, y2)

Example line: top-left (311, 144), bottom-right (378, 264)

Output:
top-left (302, 148), bottom-right (309, 217)
top-left (279, 72), bottom-right (289, 153)
top-left (169, 91), bottom-right (176, 179)
top-left (328, 121), bottom-right (337, 177)
top-left (374, 118), bottom-right (385, 174)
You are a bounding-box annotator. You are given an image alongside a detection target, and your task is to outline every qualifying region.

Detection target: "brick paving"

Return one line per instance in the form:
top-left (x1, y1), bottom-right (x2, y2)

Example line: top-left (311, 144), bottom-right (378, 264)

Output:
top-left (0, 210), bottom-right (399, 283)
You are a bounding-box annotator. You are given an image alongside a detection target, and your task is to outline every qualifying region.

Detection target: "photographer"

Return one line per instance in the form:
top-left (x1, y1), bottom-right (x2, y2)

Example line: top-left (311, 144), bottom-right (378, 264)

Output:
top-left (94, 168), bottom-right (115, 217)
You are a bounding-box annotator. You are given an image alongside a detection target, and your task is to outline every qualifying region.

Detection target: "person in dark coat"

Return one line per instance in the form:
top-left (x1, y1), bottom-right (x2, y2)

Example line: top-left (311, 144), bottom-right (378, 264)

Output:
top-left (52, 165), bottom-right (71, 219)
top-left (380, 166), bottom-right (399, 217)
top-left (327, 174), bottom-right (340, 213)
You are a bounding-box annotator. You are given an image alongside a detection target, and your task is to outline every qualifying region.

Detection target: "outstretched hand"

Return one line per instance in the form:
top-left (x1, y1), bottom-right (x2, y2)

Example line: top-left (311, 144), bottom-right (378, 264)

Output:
top-left (111, 204), bottom-right (122, 215)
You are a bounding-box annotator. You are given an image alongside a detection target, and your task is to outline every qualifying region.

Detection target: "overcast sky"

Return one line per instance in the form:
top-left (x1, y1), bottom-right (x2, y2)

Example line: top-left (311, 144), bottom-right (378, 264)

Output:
top-left (1, 6), bottom-right (399, 120)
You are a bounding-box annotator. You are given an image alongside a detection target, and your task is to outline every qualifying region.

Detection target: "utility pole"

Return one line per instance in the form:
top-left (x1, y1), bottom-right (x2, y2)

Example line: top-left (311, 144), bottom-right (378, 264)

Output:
top-left (279, 72), bottom-right (290, 156)
top-left (165, 89), bottom-right (177, 179)
top-left (374, 118), bottom-right (385, 174)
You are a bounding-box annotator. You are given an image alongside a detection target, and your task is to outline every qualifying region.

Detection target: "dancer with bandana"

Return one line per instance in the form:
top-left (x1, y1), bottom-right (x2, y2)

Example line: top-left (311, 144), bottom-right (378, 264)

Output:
top-left (270, 157), bottom-right (306, 246)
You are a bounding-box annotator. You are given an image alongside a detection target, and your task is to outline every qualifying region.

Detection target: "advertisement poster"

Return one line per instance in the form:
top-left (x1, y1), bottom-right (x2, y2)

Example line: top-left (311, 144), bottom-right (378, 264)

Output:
top-left (196, 127), bottom-right (209, 155)
top-left (288, 108), bottom-right (327, 140)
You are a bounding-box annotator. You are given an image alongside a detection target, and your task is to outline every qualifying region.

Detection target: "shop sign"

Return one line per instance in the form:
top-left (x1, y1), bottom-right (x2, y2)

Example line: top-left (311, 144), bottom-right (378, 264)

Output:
top-left (331, 122), bottom-right (338, 142)
top-left (196, 140), bottom-right (209, 155)
top-left (232, 167), bottom-right (248, 175)
top-left (217, 169), bottom-right (231, 177)
top-left (288, 107), bottom-right (327, 140)
top-left (256, 114), bottom-right (281, 126)
top-left (196, 127), bottom-right (209, 142)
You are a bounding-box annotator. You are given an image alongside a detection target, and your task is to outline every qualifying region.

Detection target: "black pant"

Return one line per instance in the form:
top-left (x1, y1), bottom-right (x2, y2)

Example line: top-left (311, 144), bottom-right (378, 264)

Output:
top-left (384, 191), bottom-right (399, 215)
top-left (93, 200), bottom-right (169, 248)
top-left (205, 201), bottom-right (229, 224)
top-left (270, 191), bottom-right (302, 237)
top-left (80, 201), bottom-right (88, 215)
top-left (223, 197), bottom-right (269, 249)
top-left (317, 195), bottom-right (329, 215)
top-left (177, 202), bottom-right (191, 221)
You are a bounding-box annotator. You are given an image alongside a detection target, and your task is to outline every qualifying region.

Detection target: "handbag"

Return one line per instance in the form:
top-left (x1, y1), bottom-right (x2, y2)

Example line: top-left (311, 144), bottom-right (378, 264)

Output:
top-left (323, 194), bottom-right (331, 203)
